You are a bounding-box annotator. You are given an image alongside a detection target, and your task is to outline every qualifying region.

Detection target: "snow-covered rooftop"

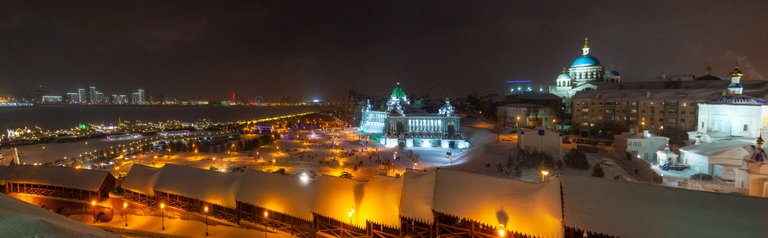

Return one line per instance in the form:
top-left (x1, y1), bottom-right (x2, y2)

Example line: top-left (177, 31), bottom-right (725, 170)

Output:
top-left (153, 164), bottom-right (242, 209)
top-left (121, 164), bottom-right (161, 196)
top-left (0, 165), bottom-right (111, 192)
top-left (312, 175), bottom-right (365, 228)
top-left (358, 175), bottom-right (404, 228)
top-left (573, 88), bottom-right (724, 100)
top-left (0, 193), bottom-right (118, 237)
top-left (399, 170), bottom-right (437, 223)
top-left (432, 170), bottom-right (563, 238)
top-left (235, 170), bottom-right (316, 221)
top-left (562, 176), bottom-right (768, 238)
top-left (680, 140), bottom-right (752, 155)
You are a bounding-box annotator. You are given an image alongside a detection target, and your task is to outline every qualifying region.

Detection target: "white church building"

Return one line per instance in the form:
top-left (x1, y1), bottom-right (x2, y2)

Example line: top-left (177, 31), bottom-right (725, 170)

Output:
top-left (679, 66), bottom-right (768, 186)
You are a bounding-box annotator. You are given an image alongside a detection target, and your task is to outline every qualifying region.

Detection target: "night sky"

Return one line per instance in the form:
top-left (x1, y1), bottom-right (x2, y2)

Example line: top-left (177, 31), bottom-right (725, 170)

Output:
top-left (0, 0), bottom-right (766, 100)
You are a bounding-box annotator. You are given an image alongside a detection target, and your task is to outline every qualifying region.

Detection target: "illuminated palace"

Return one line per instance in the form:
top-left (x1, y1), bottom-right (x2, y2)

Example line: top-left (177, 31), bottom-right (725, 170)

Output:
top-left (359, 82), bottom-right (469, 149)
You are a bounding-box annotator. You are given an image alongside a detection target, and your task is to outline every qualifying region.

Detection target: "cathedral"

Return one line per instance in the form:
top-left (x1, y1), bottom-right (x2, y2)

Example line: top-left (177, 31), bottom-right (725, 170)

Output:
top-left (549, 38), bottom-right (621, 113)
top-left (359, 82), bottom-right (469, 149)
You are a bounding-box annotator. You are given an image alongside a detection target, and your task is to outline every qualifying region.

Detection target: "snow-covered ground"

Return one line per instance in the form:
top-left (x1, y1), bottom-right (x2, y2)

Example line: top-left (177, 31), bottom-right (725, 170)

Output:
top-left (0, 193), bottom-right (118, 238)
top-left (652, 165), bottom-right (745, 194)
top-left (3, 136), bottom-right (150, 165)
top-left (70, 214), bottom-right (291, 238)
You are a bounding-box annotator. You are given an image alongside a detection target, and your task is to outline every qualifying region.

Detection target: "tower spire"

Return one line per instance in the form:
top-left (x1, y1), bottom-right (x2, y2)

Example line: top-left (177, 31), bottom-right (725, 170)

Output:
top-left (582, 37), bottom-right (590, 55)
top-left (727, 64), bottom-right (744, 95)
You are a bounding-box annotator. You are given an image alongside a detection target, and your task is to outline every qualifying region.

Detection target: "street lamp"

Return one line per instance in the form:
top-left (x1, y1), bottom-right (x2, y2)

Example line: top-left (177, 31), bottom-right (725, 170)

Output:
top-left (541, 170), bottom-right (550, 182)
top-left (204, 206), bottom-right (209, 236)
top-left (347, 207), bottom-right (354, 224)
top-left (160, 203), bottom-right (165, 231)
top-left (91, 200), bottom-right (97, 224)
top-left (342, 207), bottom-right (354, 238)
top-left (123, 202), bottom-right (128, 227)
top-left (498, 224), bottom-right (506, 237)
top-left (263, 211), bottom-right (269, 238)
top-left (552, 118), bottom-right (557, 131)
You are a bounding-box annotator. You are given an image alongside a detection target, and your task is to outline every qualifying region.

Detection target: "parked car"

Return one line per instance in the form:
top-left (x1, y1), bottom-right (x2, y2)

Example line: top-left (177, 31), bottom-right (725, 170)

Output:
top-left (690, 173), bottom-right (714, 181)
top-left (661, 163), bottom-right (689, 171)
top-left (340, 171), bottom-right (353, 179)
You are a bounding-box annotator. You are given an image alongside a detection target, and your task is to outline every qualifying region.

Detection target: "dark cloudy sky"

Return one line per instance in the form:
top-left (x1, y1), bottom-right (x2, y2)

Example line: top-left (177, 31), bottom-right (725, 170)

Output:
top-left (0, 0), bottom-right (766, 100)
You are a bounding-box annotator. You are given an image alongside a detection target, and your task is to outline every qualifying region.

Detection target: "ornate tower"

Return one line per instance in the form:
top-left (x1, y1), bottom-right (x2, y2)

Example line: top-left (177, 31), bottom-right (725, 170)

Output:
top-left (727, 65), bottom-right (744, 95)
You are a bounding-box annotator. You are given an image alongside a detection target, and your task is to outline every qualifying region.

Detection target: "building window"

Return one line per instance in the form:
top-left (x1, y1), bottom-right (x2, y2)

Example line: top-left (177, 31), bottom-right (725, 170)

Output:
top-left (744, 124), bottom-right (749, 132)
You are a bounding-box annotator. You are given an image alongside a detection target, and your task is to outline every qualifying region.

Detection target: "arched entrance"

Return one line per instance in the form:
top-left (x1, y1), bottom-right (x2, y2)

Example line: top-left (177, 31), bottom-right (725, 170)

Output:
top-left (447, 123), bottom-right (456, 138)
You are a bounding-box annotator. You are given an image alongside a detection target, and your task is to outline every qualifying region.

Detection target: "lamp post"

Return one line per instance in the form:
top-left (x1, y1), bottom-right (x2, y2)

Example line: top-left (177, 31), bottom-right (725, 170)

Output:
top-left (347, 207), bottom-right (354, 232)
top-left (552, 118), bottom-right (557, 131)
top-left (160, 203), bottom-right (165, 231)
top-left (263, 211), bottom-right (269, 238)
top-left (204, 206), bottom-right (209, 236)
top-left (541, 170), bottom-right (550, 183)
top-left (91, 200), bottom-right (96, 224)
top-left (123, 202), bottom-right (128, 227)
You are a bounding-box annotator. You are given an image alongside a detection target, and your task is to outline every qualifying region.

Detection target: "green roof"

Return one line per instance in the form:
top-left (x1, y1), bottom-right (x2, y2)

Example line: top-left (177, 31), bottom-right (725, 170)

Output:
top-left (391, 82), bottom-right (406, 99)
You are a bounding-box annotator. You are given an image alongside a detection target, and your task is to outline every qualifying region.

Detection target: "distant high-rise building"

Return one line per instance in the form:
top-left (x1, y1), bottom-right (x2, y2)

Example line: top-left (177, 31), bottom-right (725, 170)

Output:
top-left (77, 89), bottom-right (86, 103)
top-left (112, 94), bottom-right (128, 104)
top-left (89, 86), bottom-right (97, 103)
top-left (66, 92), bottom-right (80, 104)
top-left (131, 89), bottom-right (146, 104)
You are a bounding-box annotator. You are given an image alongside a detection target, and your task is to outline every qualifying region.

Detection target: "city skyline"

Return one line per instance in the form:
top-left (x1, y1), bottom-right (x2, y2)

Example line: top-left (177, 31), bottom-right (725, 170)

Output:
top-left (0, 1), bottom-right (765, 99)
top-left (2, 2), bottom-right (768, 237)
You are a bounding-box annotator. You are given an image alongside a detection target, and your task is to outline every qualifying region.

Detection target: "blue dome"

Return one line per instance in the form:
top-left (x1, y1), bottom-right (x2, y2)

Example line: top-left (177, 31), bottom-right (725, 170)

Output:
top-left (571, 55), bottom-right (601, 67)
top-left (557, 73), bottom-right (571, 80)
top-left (728, 83), bottom-right (743, 89)
top-left (712, 94), bottom-right (766, 105)
top-left (604, 70), bottom-right (620, 78)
